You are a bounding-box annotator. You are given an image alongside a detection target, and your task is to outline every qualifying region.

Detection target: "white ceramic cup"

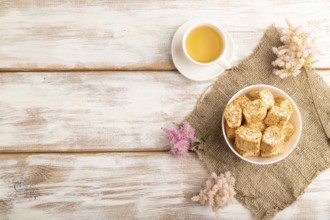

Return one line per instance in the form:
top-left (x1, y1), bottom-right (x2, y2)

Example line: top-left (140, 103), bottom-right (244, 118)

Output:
top-left (182, 22), bottom-right (231, 69)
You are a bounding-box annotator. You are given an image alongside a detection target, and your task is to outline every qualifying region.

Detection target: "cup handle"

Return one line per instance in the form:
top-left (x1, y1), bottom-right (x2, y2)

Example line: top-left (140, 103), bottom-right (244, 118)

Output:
top-left (217, 59), bottom-right (231, 69)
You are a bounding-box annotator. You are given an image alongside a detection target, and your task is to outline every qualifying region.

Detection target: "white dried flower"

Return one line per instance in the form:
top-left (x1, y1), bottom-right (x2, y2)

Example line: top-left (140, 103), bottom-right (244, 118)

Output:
top-left (272, 21), bottom-right (329, 141)
top-left (272, 20), bottom-right (318, 78)
top-left (191, 172), bottom-right (236, 214)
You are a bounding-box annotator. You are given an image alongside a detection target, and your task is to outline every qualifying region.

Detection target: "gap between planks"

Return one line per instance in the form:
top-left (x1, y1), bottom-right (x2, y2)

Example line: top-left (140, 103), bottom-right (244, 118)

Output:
top-left (0, 69), bottom-right (173, 73)
top-left (0, 149), bottom-right (170, 155)
top-left (0, 68), bottom-right (330, 73)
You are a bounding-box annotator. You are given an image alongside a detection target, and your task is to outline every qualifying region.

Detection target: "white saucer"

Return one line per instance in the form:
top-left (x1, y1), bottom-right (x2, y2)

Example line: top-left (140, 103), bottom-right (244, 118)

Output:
top-left (171, 19), bottom-right (235, 81)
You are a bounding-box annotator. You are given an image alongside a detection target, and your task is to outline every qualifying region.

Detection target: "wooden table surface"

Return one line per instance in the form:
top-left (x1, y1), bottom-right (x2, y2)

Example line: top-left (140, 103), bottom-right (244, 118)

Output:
top-left (0, 1), bottom-right (329, 219)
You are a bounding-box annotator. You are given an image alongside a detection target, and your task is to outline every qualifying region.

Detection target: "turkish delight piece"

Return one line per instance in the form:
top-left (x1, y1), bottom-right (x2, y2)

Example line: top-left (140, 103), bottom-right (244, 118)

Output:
top-left (245, 120), bottom-right (266, 133)
top-left (224, 102), bottom-right (242, 128)
top-left (278, 121), bottom-right (295, 141)
top-left (235, 126), bottom-right (262, 157)
top-left (233, 95), bottom-right (251, 109)
top-left (260, 126), bottom-right (285, 157)
top-left (249, 89), bottom-right (275, 109)
top-left (243, 99), bottom-right (267, 124)
top-left (225, 121), bottom-right (237, 140)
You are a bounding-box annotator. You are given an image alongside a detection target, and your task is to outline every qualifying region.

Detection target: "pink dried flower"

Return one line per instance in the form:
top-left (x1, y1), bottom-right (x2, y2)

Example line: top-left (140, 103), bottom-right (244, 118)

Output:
top-left (192, 171), bottom-right (236, 214)
top-left (162, 121), bottom-right (198, 157)
top-left (272, 20), bottom-right (318, 78)
top-left (169, 139), bottom-right (189, 157)
top-left (181, 121), bottom-right (198, 143)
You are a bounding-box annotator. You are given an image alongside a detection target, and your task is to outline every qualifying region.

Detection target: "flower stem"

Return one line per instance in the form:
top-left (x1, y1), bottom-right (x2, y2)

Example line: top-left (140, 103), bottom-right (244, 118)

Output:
top-left (303, 66), bottom-right (329, 142)
top-left (191, 131), bottom-right (212, 151)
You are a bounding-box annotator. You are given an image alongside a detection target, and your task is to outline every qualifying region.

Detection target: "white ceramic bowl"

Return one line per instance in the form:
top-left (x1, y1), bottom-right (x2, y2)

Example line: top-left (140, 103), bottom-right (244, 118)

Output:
top-left (222, 84), bottom-right (302, 165)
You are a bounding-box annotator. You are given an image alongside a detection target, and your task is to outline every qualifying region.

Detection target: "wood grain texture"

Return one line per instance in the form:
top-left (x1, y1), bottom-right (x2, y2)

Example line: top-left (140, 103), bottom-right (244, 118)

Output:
top-left (0, 71), bottom-right (329, 152)
top-left (0, 1), bottom-right (329, 219)
top-left (0, 0), bottom-right (330, 71)
top-left (0, 71), bottom-right (211, 152)
top-left (0, 153), bottom-right (328, 220)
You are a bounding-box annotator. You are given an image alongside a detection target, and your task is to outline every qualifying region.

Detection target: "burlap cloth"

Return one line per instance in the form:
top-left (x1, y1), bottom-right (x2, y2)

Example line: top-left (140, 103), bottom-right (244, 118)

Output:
top-left (187, 26), bottom-right (330, 219)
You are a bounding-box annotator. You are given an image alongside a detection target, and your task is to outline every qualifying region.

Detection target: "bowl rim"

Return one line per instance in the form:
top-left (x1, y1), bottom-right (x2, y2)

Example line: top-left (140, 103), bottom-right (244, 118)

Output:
top-left (221, 84), bottom-right (302, 165)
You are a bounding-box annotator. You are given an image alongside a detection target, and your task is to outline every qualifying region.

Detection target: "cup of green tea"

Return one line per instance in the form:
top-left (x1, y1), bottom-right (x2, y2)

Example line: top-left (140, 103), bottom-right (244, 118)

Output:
top-left (182, 22), bottom-right (231, 69)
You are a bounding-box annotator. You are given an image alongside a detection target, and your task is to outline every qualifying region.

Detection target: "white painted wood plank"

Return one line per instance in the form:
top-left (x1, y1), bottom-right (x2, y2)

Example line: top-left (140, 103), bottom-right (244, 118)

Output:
top-left (0, 0), bottom-right (330, 70)
top-left (0, 153), bottom-right (328, 219)
top-left (0, 71), bottom-right (211, 152)
top-left (0, 71), bottom-right (329, 152)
